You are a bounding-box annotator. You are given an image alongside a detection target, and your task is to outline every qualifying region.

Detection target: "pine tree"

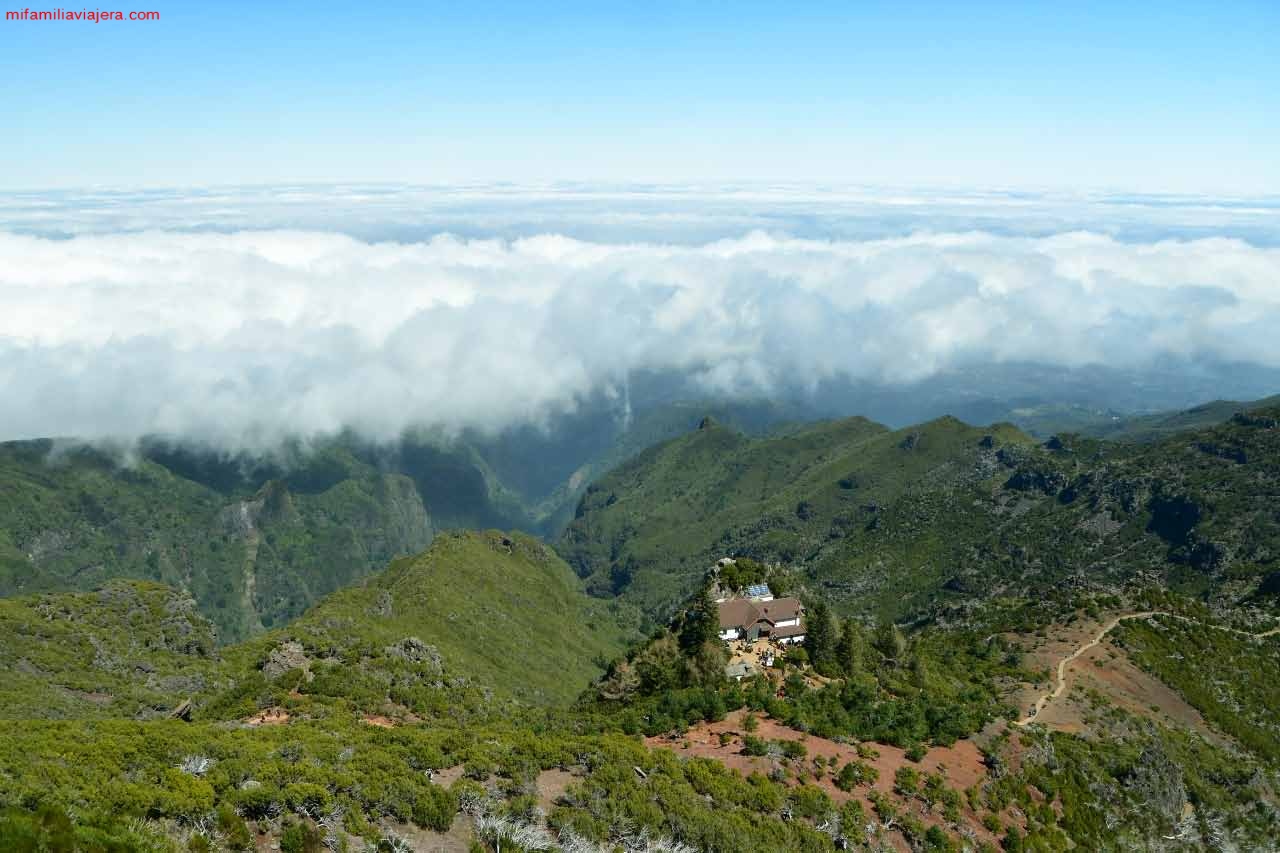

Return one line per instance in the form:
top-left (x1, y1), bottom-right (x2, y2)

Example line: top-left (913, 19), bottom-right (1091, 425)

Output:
top-left (873, 618), bottom-right (907, 667)
top-left (805, 599), bottom-right (838, 675)
top-left (835, 619), bottom-right (866, 676)
top-left (679, 584), bottom-right (719, 654)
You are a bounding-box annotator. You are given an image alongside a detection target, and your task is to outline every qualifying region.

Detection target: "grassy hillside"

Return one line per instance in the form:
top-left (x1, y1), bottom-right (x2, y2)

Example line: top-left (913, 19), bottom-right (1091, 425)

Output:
top-left (559, 414), bottom-right (1030, 616)
top-left (0, 531), bottom-right (637, 722)
top-left (217, 530), bottom-right (638, 710)
top-left (0, 399), bottom-right (811, 645)
top-left (560, 408), bottom-right (1280, 621)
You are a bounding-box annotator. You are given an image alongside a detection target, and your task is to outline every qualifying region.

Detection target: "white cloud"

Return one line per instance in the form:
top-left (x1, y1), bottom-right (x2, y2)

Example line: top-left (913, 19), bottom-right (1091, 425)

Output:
top-left (2, 223), bottom-right (1279, 451)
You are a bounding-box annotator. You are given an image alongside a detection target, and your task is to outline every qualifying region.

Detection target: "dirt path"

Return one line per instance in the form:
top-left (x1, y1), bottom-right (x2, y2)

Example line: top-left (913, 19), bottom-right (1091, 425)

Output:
top-left (1016, 610), bottom-right (1280, 726)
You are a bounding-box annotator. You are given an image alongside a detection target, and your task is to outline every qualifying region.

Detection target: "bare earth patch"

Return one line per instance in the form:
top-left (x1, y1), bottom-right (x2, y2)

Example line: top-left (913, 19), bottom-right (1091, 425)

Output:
top-left (242, 707), bottom-right (290, 727)
top-left (1007, 612), bottom-right (1226, 745)
top-left (429, 764), bottom-right (467, 788)
top-left (535, 767), bottom-right (579, 813)
top-left (375, 817), bottom-right (476, 853)
top-left (645, 709), bottom-right (1012, 850)
top-left (1034, 638), bottom-right (1224, 743)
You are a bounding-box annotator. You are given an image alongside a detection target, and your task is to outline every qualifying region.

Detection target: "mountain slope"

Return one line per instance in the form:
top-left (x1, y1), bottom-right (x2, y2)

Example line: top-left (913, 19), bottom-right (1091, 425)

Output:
top-left (0, 580), bottom-right (223, 720)
top-left (560, 408), bottom-right (1280, 621)
top-left (1087, 393), bottom-right (1280, 441)
top-left (0, 399), bottom-right (806, 643)
top-left (218, 530), bottom-right (636, 709)
top-left (558, 414), bottom-right (1030, 615)
top-left (0, 530), bottom-right (637, 724)
top-left (0, 441), bottom-right (434, 642)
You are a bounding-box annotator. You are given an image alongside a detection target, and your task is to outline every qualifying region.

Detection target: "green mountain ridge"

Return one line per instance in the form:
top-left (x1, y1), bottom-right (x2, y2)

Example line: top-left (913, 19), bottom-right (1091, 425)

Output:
top-left (559, 406), bottom-right (1280, 622)
top-left (215, 529), bottom-right (638, 710)
top-left (1009, 393), bottom-right (1280, 441)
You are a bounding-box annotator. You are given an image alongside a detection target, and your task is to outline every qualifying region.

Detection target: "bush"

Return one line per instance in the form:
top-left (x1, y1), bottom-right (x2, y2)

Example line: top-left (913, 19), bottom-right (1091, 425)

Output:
top-left (894, 766), bottom-right (921, 796)
top-left (279, 820), bottom-right (322, 853)
top-left (411, 784), bottom-right (458, 832)
top-left (216, 803), bottom-right (253, 851)
top-left (779, 740), bottom-right (807, 760)
top-left (835, 760), bottom-right (878, 791)
top-left (233, 784), bottom-right (280, 820)
top-left (283, 782), bottom-right (331, 815)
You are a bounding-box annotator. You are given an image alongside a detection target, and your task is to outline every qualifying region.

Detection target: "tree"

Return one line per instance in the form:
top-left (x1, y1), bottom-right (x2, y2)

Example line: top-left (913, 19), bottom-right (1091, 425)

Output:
top-left (835, 619), bottom-right (866, 676)
top-left (873, 619), bottom-right (907, 667)
top-left (680, 585), bottom-right (720, 654)
top-left (805, 599), bottom-right (838, 675)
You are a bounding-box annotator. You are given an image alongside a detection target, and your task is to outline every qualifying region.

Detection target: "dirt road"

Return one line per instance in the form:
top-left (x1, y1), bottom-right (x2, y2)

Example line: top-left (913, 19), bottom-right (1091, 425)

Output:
top-left (1015, 610), bottom-right (1279, 726)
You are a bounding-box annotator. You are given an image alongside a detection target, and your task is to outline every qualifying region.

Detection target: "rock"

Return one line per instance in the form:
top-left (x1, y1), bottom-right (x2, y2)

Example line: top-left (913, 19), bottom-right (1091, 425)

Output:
top-left (261, 640), bottom-right (312, 681)
top-left (1005, 468), bottom-right (1068, 495)
top-left (996, 445), bottom-right (1030, 468)
top-left (384, 637), bottom-right (443, 672)
top-left (367, 589), bottom-right (394, 618)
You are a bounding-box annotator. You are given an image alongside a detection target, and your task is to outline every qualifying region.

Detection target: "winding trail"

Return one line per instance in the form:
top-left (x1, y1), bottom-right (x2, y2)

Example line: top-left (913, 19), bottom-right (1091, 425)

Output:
top-left (1015, 611), bottom-right (1280, 726)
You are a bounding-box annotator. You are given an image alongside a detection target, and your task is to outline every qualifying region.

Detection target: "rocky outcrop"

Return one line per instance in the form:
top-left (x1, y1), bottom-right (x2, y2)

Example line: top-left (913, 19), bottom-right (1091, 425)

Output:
top-left (384, 637), bottom-right (443, 674)
top-left (262, 640), bottom-right (312, 681)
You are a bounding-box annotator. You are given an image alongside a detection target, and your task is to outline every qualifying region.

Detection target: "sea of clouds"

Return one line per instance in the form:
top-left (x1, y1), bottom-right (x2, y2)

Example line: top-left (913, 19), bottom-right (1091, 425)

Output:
top-left (1, 185), bottom-right (1278, 450)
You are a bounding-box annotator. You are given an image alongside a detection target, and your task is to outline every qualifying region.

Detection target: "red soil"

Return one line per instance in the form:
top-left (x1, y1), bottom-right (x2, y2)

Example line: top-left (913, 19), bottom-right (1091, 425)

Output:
top-left (645, 709), bottom-right (1016, 849)
top-left (242, 707), bottom-right (290, 726)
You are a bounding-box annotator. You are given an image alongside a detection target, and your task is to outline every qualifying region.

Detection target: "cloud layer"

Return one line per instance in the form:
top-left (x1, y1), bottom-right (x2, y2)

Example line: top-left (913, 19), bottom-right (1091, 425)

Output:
top-left (2, 223), bottom-right (1279, 450)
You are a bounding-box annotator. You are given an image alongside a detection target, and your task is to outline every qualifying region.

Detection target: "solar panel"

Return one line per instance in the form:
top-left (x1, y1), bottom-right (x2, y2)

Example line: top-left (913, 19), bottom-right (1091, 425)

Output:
top-left (745, 583), bottom-right (770, 598)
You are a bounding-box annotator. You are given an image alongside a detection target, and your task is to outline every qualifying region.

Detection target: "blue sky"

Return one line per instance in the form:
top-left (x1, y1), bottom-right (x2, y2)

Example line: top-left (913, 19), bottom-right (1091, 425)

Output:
top-left (3, 0), bottom-right (1278, 192)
